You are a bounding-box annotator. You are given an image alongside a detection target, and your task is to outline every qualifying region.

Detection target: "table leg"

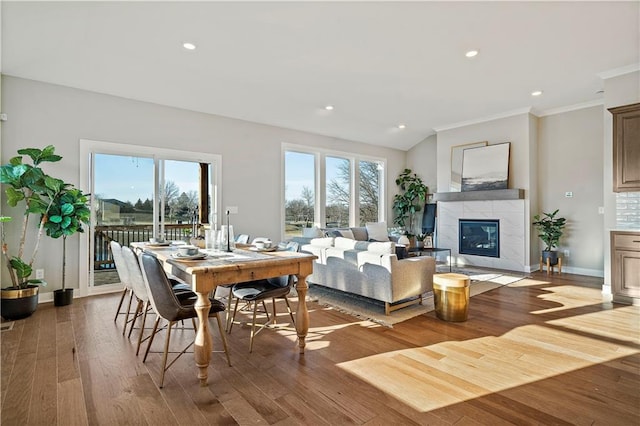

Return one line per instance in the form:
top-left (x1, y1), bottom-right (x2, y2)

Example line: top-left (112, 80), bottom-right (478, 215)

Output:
top-left (295, 274), bottom-right (309, 354)
top-left (194, 291), bottom-right (212, 386)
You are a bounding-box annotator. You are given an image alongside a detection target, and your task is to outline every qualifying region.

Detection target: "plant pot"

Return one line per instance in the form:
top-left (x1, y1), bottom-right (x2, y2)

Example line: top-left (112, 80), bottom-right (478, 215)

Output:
top-left (1, 285), bottom-right (39, 320)
top-left (541, 250), bottom-right (559, 266)
top-left (53, 288), bottom-right (74, 306)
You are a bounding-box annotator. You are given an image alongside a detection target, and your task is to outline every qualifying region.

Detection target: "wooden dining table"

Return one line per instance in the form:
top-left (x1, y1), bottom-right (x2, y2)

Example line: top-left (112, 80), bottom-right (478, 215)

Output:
top-left (132, 242), bottom-right (316, 386)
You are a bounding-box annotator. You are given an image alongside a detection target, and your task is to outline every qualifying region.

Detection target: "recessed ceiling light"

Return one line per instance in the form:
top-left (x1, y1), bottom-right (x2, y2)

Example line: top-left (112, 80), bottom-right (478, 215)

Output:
top-left (465, 50), bottom-right (479, 58)
top-left (325, 105), bottom-right (334, 111)
top-left (397, 124), bottom-right (406, 129)
top-left (531, 90), bottom-right (543, 96)
top-left (183, 42), bottom-right (196, 51)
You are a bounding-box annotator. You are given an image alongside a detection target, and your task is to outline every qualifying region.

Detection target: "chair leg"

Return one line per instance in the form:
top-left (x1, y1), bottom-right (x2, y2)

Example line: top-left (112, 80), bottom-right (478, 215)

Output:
top-left (128, 299), bottom-right (143, 338)
top-left (159, 321), bottom-right (174, 388)
top-left (228, 297), bottom-right (241, 334)
top-left (214, 313), bottom-right (232, 367)
top-left (143, 317), bottom-right (161, 363)
top-left (284, 297), bottom-right (295, 325)
top-left (122, 290), bottom-right (134, 335)
top-left (114, 288), bottom-right (128, 322)
top-left (271, 297), bottom-right (278, 325)
top-left (135, 301), bottom-right (150, 356)
top-left (225, 286), bottom-right (234, 331)
top-left (249, 301), bottom-right (259, 353)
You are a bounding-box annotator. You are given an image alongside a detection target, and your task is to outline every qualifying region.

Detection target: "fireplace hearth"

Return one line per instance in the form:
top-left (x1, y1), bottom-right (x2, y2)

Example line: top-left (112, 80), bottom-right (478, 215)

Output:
top-left (459, 219), bottom-right (500, 258)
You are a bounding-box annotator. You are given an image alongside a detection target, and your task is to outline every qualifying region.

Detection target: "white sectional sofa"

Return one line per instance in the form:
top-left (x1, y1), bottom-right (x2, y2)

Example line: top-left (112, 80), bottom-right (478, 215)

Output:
top-left (301, 237), bottom-right (435, 315)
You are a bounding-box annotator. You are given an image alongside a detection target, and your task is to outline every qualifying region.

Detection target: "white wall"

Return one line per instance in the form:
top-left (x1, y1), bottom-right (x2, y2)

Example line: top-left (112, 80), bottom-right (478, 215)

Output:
top-left (1, 76), bottom-right (407, 294)
top-left (406, 134), bottom-right (437, 195)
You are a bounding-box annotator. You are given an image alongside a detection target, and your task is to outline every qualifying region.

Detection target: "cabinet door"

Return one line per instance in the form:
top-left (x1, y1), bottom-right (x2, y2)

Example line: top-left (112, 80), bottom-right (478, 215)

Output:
top-left (609, 103), bottom-right (640, 192)
top-left (612, 249), bottom-right (640, 298)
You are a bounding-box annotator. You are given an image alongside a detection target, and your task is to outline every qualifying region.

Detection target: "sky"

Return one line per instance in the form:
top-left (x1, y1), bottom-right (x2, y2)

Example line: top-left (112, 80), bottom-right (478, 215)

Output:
top-left (94, 154), bottom-right (199, 203)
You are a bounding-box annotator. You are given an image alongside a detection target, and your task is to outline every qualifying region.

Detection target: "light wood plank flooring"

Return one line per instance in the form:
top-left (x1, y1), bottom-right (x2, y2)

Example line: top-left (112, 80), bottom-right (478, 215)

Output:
top-left (2, 272), bottom-right (639, 425)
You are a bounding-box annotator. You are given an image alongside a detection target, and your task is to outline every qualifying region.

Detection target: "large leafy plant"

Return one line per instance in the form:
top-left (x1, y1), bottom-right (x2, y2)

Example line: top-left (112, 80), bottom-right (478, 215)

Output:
top-left (392, 169), bottom-right (428, 237)
top-left (532, 209), bottom-right (567, 251)
top-left (0, 146), bottom-right (64, 289)
top-left (43, 187), bottom-right (91, 291)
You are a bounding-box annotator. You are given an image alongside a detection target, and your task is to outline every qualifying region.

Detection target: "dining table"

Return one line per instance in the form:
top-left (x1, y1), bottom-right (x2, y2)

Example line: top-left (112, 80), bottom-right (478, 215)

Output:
top-left (132, 242), bottom-right (316, 386)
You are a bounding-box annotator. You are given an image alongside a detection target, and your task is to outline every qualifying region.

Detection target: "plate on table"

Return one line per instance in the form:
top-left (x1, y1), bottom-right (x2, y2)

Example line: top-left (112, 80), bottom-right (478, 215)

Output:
top-left (146, 241), bottom-right (172, 247)
top-left (248, 247), bottom-right (277, 252)
top-left (170, 253), bottom-right (208, 261)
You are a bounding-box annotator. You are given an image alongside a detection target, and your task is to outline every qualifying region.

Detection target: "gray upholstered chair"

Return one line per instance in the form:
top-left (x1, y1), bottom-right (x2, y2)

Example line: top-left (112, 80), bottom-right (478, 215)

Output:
top-left (139, 252), bottom-right (231, 388)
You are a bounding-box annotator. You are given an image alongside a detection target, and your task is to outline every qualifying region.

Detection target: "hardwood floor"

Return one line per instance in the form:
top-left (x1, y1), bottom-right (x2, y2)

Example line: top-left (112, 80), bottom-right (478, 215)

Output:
top-left (2, 272), bottom-right (639, 425)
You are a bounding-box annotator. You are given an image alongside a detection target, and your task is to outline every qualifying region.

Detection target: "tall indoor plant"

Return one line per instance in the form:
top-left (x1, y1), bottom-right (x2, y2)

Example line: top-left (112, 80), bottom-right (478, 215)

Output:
top-left (1, 146), bottom-right (65, 319)
top-left (43, 186), bottom-right (90, 306)
top-left (392, 169), bottom-right (428, 239)
top-left (532, 209), bottom-right (567, 266)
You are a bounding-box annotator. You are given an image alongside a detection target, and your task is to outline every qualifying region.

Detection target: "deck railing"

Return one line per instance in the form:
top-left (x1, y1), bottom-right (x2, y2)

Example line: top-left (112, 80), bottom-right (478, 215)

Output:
top-left (94, 224), bottom-right (198, 270)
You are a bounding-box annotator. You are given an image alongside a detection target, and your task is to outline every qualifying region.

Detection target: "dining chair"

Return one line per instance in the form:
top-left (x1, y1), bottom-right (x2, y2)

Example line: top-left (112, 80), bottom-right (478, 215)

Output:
top-left (121, 246), bottom-right (197, 355)
top-left (235, 234), bottom-right (250, 244)
top-left (138, 252), bottom-right (231, 388)
top-left (110, 241), bottom-right (135, 335)
top-left (228, 241), bottom-right (299, 352)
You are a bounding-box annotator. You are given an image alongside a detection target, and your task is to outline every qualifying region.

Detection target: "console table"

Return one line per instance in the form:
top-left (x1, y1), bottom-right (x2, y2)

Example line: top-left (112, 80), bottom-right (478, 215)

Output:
top-left (408, 247), bottom-right (452, 272)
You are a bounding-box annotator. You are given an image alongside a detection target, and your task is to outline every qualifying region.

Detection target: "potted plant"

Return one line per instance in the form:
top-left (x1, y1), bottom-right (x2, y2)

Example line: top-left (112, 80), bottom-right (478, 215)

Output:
top-left (532, 209), bottom-right (567, 266)
top-left (392, 169), bottom-right (428, 241)
top-left (1, 146), bottom-right (65, 319)
top-left (43, 186), bottom-right (90, 306)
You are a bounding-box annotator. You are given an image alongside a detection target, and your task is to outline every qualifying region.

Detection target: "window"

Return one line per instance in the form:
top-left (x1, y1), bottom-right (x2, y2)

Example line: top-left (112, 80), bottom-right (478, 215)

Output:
top-left (283, 145), bottom-right (385, 238)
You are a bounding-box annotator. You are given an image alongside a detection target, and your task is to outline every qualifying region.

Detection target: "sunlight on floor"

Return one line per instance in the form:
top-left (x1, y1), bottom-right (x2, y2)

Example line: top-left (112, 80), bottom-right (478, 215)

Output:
top-left (336, 287), bottom-right (639, 413)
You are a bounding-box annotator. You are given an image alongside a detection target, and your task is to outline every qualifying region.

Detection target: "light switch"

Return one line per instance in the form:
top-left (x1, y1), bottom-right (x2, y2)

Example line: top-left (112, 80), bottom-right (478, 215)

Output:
top-left (565, 192), bottom-right (573, 198)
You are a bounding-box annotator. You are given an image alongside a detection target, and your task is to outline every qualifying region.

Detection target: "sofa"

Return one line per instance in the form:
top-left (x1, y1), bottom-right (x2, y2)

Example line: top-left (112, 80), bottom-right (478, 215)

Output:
top-left (301, 236), bottom-right (435, 315)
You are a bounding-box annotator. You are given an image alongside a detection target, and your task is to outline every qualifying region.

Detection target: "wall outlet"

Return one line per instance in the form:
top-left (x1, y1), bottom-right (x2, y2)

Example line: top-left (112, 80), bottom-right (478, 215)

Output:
top-left (598, 206), bottom-right (605, 214)
top-left (565, 191), bottom-right (573, 198)
top-left (563, 249), bottom-right (570, 258)
top-left (35, 269), bottom-right (44, 279)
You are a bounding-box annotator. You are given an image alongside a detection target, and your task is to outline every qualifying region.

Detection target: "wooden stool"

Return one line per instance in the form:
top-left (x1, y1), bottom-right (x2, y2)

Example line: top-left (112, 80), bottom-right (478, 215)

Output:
top-left (539, 256), bottom-right (562, 275)
top-left (433, 273), bottom-right (470, 322)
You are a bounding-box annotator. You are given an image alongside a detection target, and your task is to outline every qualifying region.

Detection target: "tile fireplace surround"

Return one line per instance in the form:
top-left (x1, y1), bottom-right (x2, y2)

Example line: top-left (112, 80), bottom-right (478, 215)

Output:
top-left (437, 199), bottom-right (527, 272)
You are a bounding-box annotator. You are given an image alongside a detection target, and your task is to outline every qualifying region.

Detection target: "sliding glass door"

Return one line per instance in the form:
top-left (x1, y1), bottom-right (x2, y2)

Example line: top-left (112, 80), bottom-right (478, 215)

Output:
top-left (79, 140), bottom-right (221, 295)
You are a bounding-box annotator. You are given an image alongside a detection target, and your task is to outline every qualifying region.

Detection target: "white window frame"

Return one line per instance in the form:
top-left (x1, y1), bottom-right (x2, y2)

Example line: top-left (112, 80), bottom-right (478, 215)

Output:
top-left (281, 143), bottom-right (386, 238)
top-left (79, 139), bottom-right (222, 297)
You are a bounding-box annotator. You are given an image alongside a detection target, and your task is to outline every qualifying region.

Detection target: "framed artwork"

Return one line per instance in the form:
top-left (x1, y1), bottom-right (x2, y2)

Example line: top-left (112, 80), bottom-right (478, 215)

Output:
top-left (423, 236), bottom-right (433, 248)
top-left (450, 141), bottom-right (487, 192)
top-left (461, 142), bottom-right (511, 191)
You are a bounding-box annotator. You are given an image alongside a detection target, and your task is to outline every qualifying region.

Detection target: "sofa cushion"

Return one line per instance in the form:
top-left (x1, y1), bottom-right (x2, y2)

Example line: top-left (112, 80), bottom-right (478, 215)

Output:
top-left (366, 241), bottom-right (395, 254)
top-left (354, 241), bottom-right (372, 251)
top-left (334, 237), bottom-right (357, 249)
top-left (310, 237), bottom-right (334, 247)
top-left (366, 221), bottom-right (389, 242)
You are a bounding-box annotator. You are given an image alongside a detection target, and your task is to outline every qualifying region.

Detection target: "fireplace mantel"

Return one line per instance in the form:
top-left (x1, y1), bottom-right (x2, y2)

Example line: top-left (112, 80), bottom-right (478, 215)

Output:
top-left (433, 189), bottom-right (524, 202)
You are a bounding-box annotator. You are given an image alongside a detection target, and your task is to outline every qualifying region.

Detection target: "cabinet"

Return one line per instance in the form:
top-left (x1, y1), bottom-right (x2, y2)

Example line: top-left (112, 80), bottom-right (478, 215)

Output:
top-left (609, 103), bottom-right (640, 192)
top-left (610, 231), bottom-right (640, 304)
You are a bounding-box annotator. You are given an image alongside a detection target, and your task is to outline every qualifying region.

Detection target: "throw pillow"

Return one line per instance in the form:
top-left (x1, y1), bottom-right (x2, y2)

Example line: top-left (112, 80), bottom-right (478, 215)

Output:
top-left (303, 226), bottom-right (323, 238)
top-left (339, 229), bottom-right (355, 240)
top-left (366, 221), bottom-right (389, 242)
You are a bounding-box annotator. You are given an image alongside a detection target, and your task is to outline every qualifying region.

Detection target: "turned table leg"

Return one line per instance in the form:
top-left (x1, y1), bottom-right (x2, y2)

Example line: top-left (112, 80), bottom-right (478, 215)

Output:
top-left (194, 291), bottom-right (212, 386)
top-left (295, 274), bottom-right (309, 354)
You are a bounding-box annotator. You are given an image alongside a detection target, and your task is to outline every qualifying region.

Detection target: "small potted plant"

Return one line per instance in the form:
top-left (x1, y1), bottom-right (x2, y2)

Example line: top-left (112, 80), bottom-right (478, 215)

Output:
top-left (1, 146), bottom-right (65, 319)
top-left (43, 185), bottom-right (90, 306)
top-left (532, 209), bottom-right (567, 266)
top-left (392, 169), bottom-right (428, 241)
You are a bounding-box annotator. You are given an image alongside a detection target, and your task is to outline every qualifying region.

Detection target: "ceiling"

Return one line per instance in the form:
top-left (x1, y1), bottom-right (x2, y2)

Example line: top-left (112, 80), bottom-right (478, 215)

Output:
top-left (2, 1), bottom-right (639, 150)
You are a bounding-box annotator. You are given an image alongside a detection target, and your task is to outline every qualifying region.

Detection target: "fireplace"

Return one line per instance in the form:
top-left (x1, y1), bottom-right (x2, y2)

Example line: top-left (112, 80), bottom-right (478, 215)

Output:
top-left (459, 219), bottom-right (500, 258)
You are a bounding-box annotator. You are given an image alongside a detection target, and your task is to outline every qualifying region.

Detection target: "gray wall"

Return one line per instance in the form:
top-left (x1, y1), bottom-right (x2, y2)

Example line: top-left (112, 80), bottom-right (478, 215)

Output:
top-left (1, 76), bottom-right (407, 294)
top-left (537, 106), bottom-right (604, 275)
top-left (406, 133), bottom-right (437, 195)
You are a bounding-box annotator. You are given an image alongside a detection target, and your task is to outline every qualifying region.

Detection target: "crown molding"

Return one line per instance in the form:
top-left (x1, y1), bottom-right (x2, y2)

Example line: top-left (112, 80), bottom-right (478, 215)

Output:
top-left (433, 107), bottom-right (532, 133)
top-left (536, 99), bottom-right (604, 117)
top-left (598, 63), bottom-right (640, 80)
